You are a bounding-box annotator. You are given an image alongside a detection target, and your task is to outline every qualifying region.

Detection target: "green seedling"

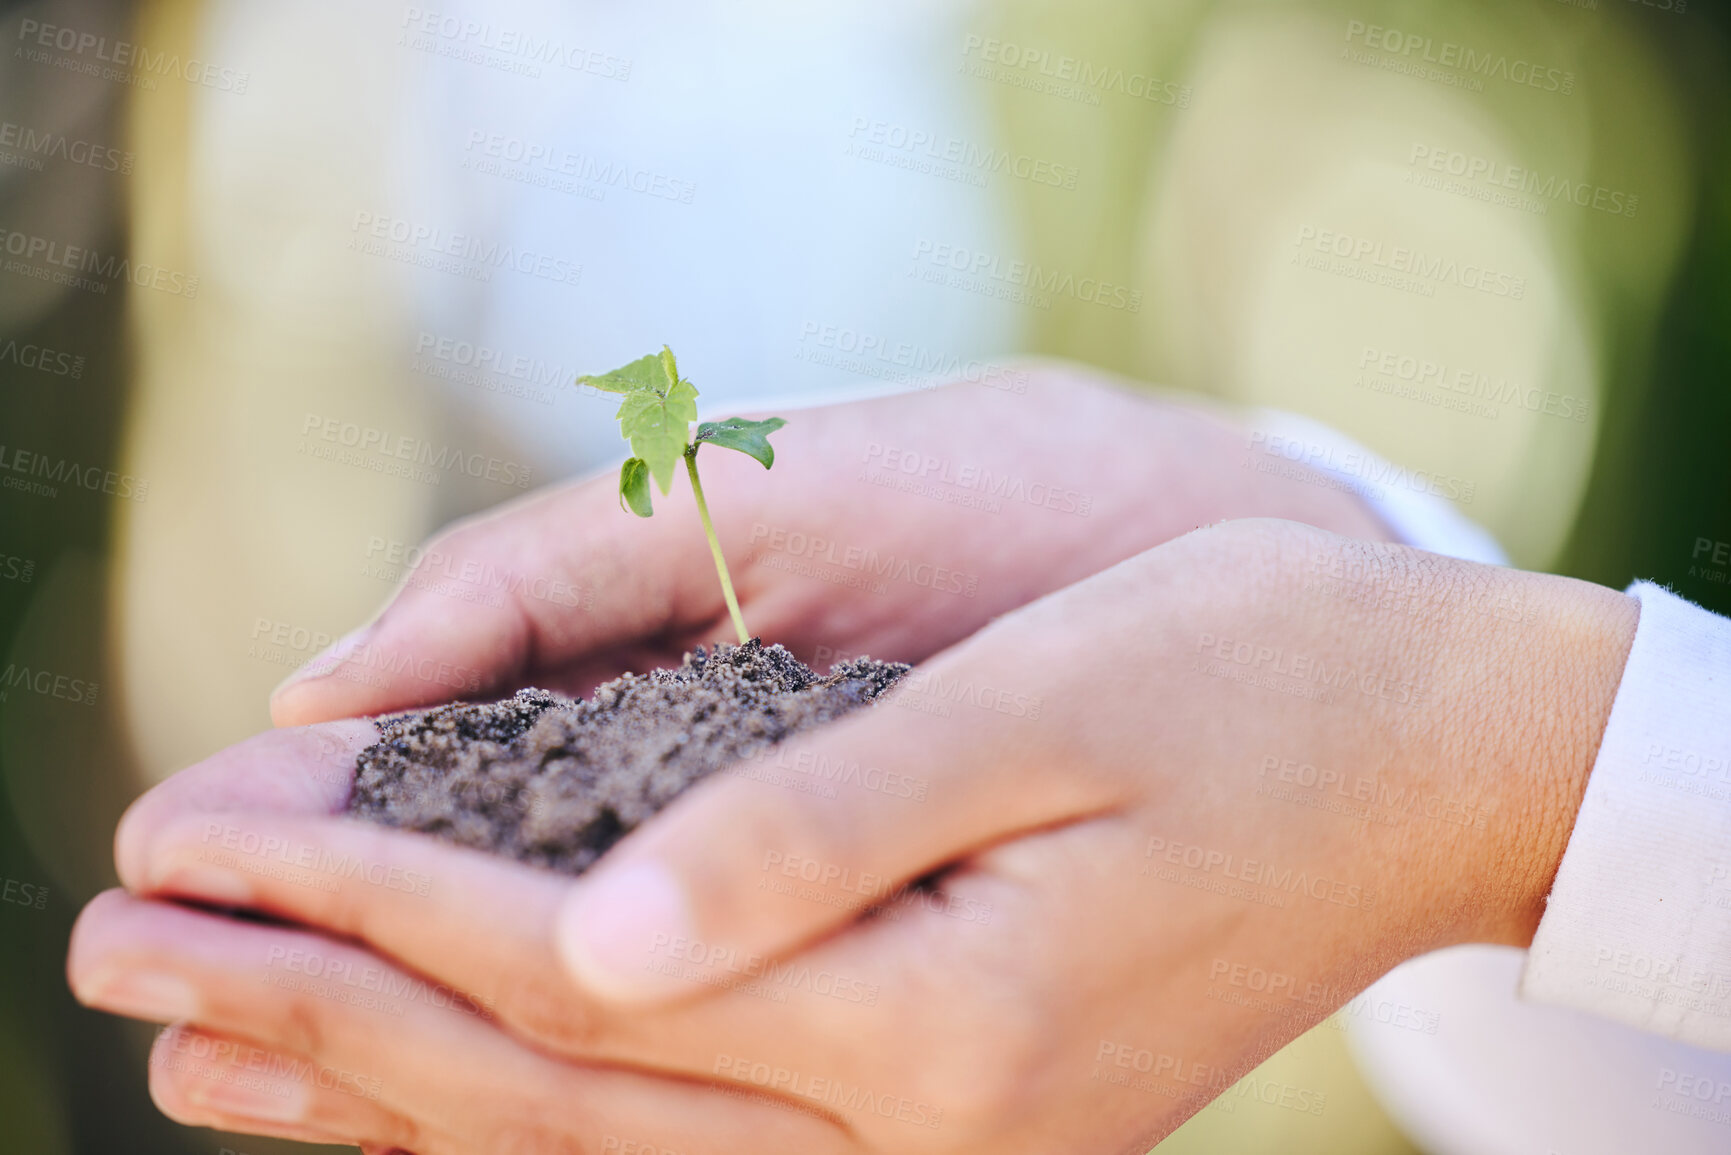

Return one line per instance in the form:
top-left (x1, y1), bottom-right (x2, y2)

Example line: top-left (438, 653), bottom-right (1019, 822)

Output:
top-left (578, 346), bottom-right (784, 645)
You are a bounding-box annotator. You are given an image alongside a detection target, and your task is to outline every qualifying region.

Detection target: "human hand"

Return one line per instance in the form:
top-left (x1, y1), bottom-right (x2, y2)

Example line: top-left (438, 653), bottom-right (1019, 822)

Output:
top-left (269, 366), bottom-right (1392, 727)
top-left (71, 520), bottom-right (1635, 1152)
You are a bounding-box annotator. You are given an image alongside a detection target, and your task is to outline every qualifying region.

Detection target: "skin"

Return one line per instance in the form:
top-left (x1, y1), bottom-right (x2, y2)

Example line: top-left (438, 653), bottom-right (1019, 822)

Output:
top-left (259, 364), bottom-right (1397, 722)
top-left (67, 371), bottom-right (1637, 1153)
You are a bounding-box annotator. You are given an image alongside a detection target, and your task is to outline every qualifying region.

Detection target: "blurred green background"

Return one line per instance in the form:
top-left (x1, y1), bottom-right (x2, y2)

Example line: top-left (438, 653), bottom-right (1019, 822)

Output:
top-left (1, 0), bottom-right (1727, 1151)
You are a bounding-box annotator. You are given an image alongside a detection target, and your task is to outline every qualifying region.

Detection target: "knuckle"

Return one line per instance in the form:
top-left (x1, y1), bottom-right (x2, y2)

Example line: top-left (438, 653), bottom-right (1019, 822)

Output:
top-left (899, 949), bottom-right (1050, 1132)
top-left (325, 827), bottom-right (410, 933)
top-left (497, 976), bottom-right (606, 1056)
top-left (484, 1122), bottom-right (587, 1155)
top-left (365, 1107), bottom-right (427, 1153)
top-left (916, 1012), bottom-right (1044, 1131)
top-left (273, 988), bottom-right (329, 1057)
top-left (148, 1062), bottom-right (210, 1125)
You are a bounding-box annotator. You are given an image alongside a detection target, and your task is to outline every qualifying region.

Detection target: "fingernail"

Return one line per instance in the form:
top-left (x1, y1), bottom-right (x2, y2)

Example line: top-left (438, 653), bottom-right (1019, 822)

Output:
top-left (154, 864), bottom-right (254, 907)
top-left (184, 1070), bottom-right (308, 1124)
top-left (90, 969), bottom-right (200, 1022)
top-left (555, 860), bottom-right (694, 1004)
top-left (276, 626), bottom-right (372, 692)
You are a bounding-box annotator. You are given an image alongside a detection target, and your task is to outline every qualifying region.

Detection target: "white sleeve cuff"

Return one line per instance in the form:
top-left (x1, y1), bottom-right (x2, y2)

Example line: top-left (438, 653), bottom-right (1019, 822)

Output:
top-left (1245, 409), bottom-right (1510, 567)
top-left (1252, 409), bottom-right (1731, 1049)
top-left (1519, 581), bottom-right (1731, 1049)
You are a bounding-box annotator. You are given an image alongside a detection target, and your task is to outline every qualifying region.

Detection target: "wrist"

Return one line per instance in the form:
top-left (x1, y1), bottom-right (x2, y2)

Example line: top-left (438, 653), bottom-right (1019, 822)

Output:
top-left (1441, 574), bottom-right (1639, 947)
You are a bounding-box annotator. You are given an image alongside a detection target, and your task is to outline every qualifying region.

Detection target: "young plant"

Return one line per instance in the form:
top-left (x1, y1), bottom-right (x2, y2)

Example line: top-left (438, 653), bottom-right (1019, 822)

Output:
top-left (578, 346), bottom-right (784, 645)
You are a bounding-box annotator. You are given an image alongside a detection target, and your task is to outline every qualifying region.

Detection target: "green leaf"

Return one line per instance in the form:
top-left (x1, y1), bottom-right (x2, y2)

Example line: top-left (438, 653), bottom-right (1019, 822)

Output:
top-left (577, 350), bottom-right (674, 396)
top-left (695, 417), bottom-right (787, 469)
top-left (619, 378), bottom-right (699, 492)
top-left (618, 457), bottom-right (653, 517)
top-left (579, 347), bottom-right (701, 493)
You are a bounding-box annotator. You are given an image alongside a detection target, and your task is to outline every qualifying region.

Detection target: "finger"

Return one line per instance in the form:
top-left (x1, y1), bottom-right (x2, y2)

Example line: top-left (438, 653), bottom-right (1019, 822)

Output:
top-left (125, 795), bottom-right (955, 1106)
top-left (112, 720), bottom-right (379, 890)
top-left (266, 378), bottom-right (1087, 730)
top-left (72, 888), bottom-right (495, 1087)
top-left (269, 468), bottom-right (742, 727)
top-left (81, 874), bottom-right (956, 1150)
top-left (551, 593), bottom-right (1132, 1006)
top-left (127, 806), bottom-right (584, 1052)
top-left (80, 894), bottom-right (854, 1155)
top-left (114, 717), bottom-right (637, 1062)
top-left (147, 1024), bottom-right (416, 1149)
top-left (113, 757), bottom-right (1176, 1151)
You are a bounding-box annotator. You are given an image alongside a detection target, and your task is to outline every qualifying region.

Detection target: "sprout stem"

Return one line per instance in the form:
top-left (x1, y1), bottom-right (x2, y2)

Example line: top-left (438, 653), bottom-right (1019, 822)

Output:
top-left (685, 447), bottom-right (751, 644)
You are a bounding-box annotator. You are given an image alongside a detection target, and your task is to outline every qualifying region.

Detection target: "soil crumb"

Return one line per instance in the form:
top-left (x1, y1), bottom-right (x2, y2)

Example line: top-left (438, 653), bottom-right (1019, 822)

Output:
top-left (347, 641), bottom-right (907, 875)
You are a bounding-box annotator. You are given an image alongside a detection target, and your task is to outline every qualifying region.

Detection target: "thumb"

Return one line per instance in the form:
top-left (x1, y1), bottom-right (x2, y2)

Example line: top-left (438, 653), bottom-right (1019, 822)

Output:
top-left (549, 620), bottom-right (1116, 1006)
top-left (269, 473), bottom-right (726, 726)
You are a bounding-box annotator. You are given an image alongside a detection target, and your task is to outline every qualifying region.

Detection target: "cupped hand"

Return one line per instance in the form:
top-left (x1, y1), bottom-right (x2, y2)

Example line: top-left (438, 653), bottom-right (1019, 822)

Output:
top-left (268, 366), bottom-right (1392, 727)
top-left (72, 520), bottom-right (1635, 1153)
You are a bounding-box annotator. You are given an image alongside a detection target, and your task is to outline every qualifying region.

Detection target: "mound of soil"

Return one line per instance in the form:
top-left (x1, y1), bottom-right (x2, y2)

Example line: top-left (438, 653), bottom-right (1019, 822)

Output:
top-left (346, 641), bottom-right (907, 875)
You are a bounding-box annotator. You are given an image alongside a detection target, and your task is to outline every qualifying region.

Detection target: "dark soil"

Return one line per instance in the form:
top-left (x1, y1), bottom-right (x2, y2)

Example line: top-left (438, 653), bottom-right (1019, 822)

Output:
top-left (346, 641), bottom-right (907, 875)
